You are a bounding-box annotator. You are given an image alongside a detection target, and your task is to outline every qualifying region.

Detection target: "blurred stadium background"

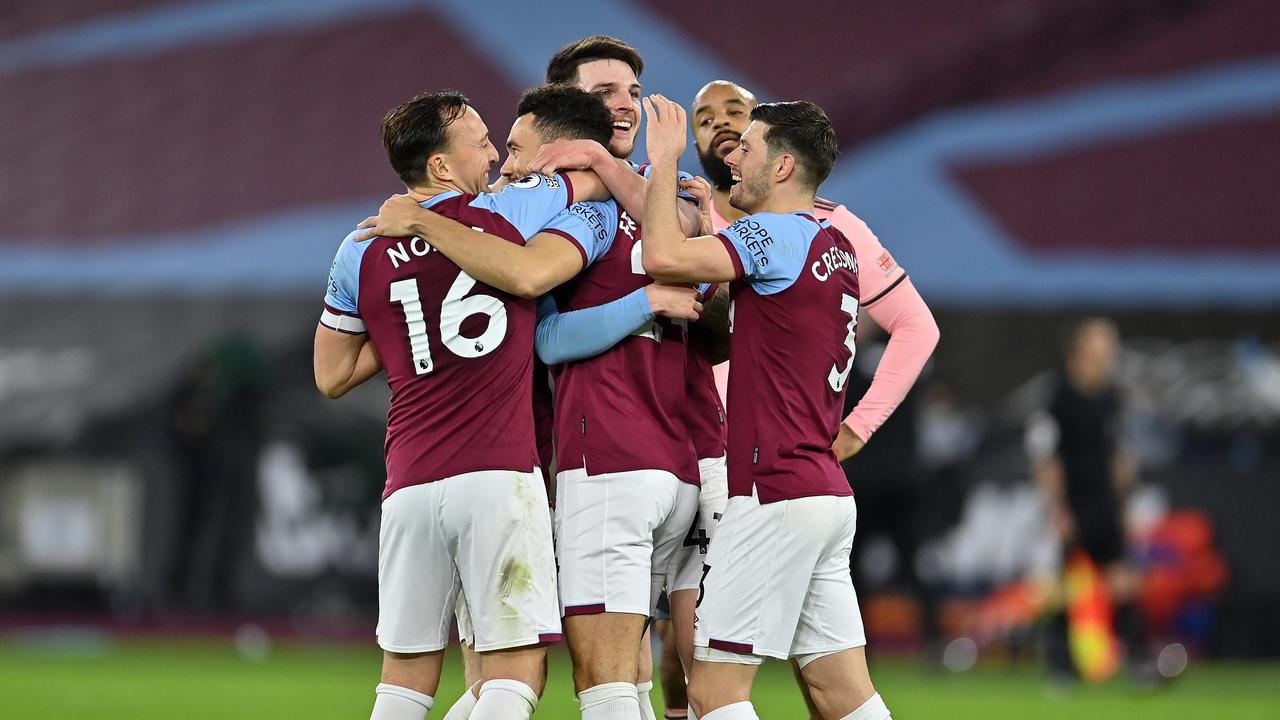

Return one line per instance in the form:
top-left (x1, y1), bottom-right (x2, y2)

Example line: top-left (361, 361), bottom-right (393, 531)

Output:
top-left (1, 0), bottom-right (1278, 716)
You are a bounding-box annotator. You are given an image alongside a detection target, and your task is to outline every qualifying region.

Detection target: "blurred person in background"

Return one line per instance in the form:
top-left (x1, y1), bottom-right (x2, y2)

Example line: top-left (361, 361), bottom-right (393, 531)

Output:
top-left (1025, 317), bottom-right (1154, 682)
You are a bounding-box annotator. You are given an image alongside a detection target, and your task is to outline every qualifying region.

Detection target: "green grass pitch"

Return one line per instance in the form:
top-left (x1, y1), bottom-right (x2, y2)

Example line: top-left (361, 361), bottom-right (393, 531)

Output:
top-left (1, 636), bottom-right (1276, 718)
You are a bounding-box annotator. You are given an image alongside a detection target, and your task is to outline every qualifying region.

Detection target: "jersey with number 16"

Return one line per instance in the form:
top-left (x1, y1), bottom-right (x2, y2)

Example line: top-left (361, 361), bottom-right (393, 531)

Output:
top-left (322, 175), bottom-right (615, 500)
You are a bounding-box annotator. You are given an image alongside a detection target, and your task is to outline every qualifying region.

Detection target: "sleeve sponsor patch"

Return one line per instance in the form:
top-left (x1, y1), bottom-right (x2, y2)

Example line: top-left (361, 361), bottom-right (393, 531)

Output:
top-left (566, 203), bottom-right (610, 244)
top-left (728, 216), bottom-right (776, 270)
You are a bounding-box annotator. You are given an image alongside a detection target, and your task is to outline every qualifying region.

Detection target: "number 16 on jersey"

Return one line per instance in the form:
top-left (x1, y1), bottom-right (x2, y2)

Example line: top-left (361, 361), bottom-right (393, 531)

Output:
top-left (389, 271), bottom-right (509, 376)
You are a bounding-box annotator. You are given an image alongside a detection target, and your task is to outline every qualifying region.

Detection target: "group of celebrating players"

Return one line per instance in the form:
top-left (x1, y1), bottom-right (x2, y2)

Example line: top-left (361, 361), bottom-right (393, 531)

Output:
top-left (314, 34), bottom-right (938, 720)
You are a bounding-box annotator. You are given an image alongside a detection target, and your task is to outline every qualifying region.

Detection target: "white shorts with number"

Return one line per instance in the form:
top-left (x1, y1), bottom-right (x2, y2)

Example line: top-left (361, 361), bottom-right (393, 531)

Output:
top-left (668, 455), bottom-right (729, 593)
top-left (555, 467), bottom-right (699, 617)
top-left (377, 469), bottom-right (561, 653)
top-left (693, 489), bottom-right (866, 661)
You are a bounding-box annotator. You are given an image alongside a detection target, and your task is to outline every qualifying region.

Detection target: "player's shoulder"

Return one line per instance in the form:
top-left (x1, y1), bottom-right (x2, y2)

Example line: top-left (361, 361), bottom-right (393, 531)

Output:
top-left (813, 197), bottom-right (869, 232)
top-left (502, 173), bottom-right (567, 194)
top-left (475, 175), bottom-right (567, 212)
top-left (334, 227), bottom-right (376, 263)
top-left (726, 211), bottom-right (819, 243)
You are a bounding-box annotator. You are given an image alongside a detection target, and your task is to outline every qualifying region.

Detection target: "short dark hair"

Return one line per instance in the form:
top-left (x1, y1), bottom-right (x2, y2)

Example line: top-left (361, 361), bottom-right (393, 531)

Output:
top-left (545, 35), bottom-right (644, 85)
top-left (380, 90), bottom-right (470, 186)
top-left (749, 101), bottom-right (838, 190)
top-left (516, 84), bottom-right (613, 147)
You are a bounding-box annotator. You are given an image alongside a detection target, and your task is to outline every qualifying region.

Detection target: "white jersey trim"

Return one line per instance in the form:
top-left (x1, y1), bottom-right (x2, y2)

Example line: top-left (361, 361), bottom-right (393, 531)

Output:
top-left (320, 308), bottom-right (366, 334)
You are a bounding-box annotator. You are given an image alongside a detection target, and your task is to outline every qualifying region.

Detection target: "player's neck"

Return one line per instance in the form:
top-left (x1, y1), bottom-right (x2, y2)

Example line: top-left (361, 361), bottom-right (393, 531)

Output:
top-left (406, 180), bottom-right (466, 201)
top-left (752, 187), bottom-right (815, 216)
top-left (713, 190), bottom-right (746, 223)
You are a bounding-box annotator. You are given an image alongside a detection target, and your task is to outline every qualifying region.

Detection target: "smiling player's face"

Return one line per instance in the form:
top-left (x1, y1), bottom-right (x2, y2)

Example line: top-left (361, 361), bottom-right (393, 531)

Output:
top-left (500, 113), bottom-right (542, 182)
top-left (724, 120), bottom-right (771, 213)
top-left (444, 106), bottom-right (500, 194)
top-left (573, 59), bottom-right (640, 159)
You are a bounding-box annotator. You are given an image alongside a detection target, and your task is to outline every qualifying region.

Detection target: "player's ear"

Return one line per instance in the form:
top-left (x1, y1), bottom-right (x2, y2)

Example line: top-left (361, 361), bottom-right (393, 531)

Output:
top-left (427, 152), bottom-right (452, 184)
top-left (774, 153), bottom-right (797, 185)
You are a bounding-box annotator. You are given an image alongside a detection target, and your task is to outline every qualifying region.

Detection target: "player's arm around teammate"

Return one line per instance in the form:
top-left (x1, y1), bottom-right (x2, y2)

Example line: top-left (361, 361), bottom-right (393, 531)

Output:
top-left (357, 189), bottom-right (594, 298)
top-left (355, 86), bottom-right (629, 301)
top-left (530, 137), bottom-right (705, 237)
top-left (533, 284), bottom-right (703, 366)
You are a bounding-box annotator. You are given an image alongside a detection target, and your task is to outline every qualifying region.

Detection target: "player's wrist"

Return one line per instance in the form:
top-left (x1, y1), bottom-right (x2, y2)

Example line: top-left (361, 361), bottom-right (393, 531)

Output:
top-left (639, 285), bottom-right (662, 318)
top-left (587, 141), bottom-right (612, 169)
top-left (649, 151), bottom-right (679, 169)
top-left (408, 208), bottom-right (443, 239)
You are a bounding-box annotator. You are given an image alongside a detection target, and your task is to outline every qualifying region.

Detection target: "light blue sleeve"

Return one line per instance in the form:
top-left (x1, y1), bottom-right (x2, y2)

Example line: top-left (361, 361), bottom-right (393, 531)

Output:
top-left (323, 231), bottom-right (369, 312)
top-left (716, 213), bottom-right (815, 295)
top-left (541, 200), bottom-right (619, 267)
top-left (321, 231), bottom-right (372, 333)
top-left (534, 288), bottom-right (653, 365)
top-left (469, 173), bottom-right (573, 239)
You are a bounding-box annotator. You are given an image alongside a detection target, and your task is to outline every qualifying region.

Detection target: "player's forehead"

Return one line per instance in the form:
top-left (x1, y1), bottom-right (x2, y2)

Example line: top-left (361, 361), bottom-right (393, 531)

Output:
top-left (451, 105), bottom-right (489, 143)
top-left (693, 83), bottom-right (754, 116)
top-left (740, 120), bottom-right (767, 145)
top-left (574, 58), bottom-right (640, 93)
top-left (506, 113), bottom-right (538, 148)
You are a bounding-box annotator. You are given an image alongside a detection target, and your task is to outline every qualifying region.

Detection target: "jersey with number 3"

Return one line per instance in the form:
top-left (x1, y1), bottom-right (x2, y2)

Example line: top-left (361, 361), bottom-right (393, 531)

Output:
top-left (322, 175), bottom-right (614, 499)
top-left (716, 212), bottom-right (860, 503)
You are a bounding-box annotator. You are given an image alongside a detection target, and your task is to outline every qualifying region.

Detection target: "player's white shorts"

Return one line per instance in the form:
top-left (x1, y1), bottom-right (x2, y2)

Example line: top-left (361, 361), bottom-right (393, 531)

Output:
top-left (454, 590), bottom-right (472, 647)
top-left (555, 467), bottom-right (698, 617)
top-left (668, 455), bottom-right (729, 594)
top-left (693, 488), bottom-right (866, 662)
top-left (377, 469), bottom-right (561, 653)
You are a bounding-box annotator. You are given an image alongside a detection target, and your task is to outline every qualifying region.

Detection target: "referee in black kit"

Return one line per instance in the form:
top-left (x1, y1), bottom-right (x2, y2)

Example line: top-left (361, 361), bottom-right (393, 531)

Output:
top-left (1026, 317), bottom-right (1156, 683)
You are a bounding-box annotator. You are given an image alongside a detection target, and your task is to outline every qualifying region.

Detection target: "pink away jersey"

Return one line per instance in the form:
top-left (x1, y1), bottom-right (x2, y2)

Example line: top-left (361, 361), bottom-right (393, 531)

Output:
top-left (322, 175), bottom-right (614, 499)
top-left (716, 211), bottom-right (860, 503)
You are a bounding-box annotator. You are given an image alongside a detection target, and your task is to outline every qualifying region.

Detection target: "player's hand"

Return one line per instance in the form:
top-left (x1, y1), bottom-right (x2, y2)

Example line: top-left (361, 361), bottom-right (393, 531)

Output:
top-left (642, 95), bottom-right (687, 164)
top-left (644, 283), bottom-right (702, 322)
top-left (832, 423), bottom-right (866, 461)
top-left (529, 139), bottom-right (609, 175)
top-left (679, 175), bottom-right (716, 235)
top-left (354, 194), bottom-right (428, 241)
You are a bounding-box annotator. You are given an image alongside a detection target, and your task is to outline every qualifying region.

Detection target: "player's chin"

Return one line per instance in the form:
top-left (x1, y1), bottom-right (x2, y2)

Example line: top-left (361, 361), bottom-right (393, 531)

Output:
top-left (608, 135), bottom-right (636, 159)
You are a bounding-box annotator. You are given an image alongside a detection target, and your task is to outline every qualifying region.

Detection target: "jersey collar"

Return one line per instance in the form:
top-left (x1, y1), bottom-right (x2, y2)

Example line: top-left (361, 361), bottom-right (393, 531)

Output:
top-left (421, 190), bottom-right (461, 209)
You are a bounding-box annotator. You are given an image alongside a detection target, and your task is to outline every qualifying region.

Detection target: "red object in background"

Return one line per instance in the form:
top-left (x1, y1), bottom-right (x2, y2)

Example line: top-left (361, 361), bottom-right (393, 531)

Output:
top-left (1140, 511), bottom-right (1230, 636)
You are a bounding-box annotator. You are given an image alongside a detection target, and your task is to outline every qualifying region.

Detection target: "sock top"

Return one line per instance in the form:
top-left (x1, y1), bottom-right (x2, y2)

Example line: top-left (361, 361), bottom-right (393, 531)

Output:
top-left (375, 683), bottom-right (435, 711)
top-left (479, 678), bottom-right (539, 706)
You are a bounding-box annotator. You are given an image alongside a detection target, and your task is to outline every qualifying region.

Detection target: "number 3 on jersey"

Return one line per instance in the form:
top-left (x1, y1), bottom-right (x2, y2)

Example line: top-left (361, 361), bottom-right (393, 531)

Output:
top-left (389, 272), bottom-right (508, 375)
top-left (828, 293), bottom-right (859, 392)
